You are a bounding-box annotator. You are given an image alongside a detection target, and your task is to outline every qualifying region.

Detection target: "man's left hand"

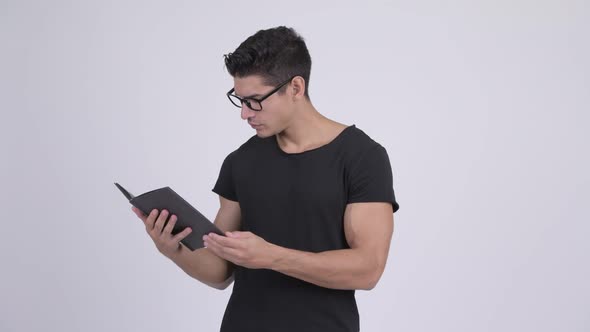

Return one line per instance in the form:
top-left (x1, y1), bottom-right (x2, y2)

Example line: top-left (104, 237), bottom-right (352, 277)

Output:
top-left (203, 231), bottom-right (276, 269)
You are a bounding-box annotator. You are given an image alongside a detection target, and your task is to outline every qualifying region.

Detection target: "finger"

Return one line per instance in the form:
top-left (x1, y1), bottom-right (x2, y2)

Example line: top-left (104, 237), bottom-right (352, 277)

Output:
top-left (132, 207), bottom-right (147, 222)
top-left (204, 236), bottom-right (229, 258)
top-left (220, 247), bottom-right (242, 260)
top-left (206, 240), bottom-right (241, 263)
top-left (163, 214), bottom-right (177, 235)
top-left (153, 209), bottom-right (169, 234)
top-left (145, 209), bottom-right (158, 230)
top-left (207, 233), bottom-right (241, 249)
top-left (172, 227), bottom-right (192, 243)
top-left (226, 231), bottom-right (250, 238)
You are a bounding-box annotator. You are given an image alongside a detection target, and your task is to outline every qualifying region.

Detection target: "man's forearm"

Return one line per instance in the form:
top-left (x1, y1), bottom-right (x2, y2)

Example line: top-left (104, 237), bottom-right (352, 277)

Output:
top-left (169, 245), bottom-right (233, 289)
top-left (268, 245), bottom-right (381, 290)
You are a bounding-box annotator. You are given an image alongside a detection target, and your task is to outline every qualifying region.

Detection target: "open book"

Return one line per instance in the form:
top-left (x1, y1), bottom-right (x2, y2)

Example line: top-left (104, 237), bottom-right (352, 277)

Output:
top-left (115, 182), bottom-right (224, 251)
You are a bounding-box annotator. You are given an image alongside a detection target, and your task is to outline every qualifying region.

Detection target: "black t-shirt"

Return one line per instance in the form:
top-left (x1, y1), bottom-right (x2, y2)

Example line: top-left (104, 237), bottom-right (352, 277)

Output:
top-left (212, 124), bottom-right (399, 332)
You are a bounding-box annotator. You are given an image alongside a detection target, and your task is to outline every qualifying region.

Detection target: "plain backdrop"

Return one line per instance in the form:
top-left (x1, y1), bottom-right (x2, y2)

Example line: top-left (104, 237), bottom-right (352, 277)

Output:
top-left (1, 0), bottom-right (588, 331)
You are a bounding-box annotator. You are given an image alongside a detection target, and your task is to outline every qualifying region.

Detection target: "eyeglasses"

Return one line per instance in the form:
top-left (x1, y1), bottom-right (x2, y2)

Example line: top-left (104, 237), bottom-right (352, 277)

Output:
top-left (226, 76), bottom-right (296, 111)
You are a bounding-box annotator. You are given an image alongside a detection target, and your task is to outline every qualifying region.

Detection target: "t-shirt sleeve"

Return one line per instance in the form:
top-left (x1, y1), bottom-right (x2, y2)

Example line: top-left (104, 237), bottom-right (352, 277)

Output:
top-left (347, 145), bottom-right (400, 212)
top-left (212, 151), bottom-right (239, 202)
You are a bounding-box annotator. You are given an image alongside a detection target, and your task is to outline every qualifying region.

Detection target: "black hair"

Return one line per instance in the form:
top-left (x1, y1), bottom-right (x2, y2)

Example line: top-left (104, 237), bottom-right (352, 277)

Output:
top-left (224, 26), bottom-right (312, 99)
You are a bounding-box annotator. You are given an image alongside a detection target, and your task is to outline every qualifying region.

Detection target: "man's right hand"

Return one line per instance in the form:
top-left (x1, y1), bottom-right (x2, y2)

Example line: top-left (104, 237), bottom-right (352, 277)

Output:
top-left (132, 206), bottom-right (192, 259)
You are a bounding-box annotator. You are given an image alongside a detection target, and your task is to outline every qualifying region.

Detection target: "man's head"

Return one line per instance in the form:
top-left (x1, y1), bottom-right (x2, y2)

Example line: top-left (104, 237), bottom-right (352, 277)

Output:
top-left (224, 26), bottom-right (312, 137)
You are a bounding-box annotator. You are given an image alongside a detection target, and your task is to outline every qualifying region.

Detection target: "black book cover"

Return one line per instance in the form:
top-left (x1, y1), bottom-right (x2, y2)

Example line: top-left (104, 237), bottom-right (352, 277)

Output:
top-left (115, 182), bottom-right (224, 251)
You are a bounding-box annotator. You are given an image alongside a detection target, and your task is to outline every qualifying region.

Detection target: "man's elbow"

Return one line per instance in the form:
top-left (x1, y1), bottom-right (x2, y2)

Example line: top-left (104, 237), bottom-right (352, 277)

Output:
top-left (361, 263), bottom-right (386, 290)
top-left (361, 275), bottom-right (380, 291)
top-left (204, 273), bottom-right (235, 290)
top-left (209, 282), bottom-right (231, 290)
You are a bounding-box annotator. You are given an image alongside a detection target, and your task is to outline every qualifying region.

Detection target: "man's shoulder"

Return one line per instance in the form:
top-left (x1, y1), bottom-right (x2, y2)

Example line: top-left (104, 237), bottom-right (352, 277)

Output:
top-left (342, 124), bottom-right (384, 153)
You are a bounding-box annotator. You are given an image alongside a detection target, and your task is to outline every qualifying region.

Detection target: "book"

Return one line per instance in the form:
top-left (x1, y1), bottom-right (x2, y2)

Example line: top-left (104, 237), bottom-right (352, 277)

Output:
top-left (115, 182), bottom-right (224, 251)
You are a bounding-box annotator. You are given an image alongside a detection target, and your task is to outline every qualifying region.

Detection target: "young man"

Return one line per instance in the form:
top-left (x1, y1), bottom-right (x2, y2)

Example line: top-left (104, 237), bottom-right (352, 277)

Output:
top-left (133, 26), bottom-right (399, 332)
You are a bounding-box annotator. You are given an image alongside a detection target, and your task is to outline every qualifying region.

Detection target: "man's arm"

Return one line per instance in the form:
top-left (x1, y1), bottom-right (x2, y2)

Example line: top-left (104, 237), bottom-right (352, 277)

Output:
top-left (204, 201), bottom-right (394, 290)
top-left (269, 202), bottom-right (394, 290)
top-left (169, 195), bottom-right (241, 290)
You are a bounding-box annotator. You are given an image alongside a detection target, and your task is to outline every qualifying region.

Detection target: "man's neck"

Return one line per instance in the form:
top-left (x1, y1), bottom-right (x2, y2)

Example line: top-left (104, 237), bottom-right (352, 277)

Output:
top-left (275, 105), bottom-right (346, 154)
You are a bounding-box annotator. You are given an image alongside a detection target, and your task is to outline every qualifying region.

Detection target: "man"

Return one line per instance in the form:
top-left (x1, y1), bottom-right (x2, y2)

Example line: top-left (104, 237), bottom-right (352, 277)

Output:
top-left (132, 26), bottom-right (399, 332)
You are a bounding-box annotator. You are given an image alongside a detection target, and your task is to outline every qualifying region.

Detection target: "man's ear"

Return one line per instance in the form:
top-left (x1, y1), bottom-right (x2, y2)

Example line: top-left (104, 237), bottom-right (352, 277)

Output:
top-left (291, 76), bottom-right (306, 99)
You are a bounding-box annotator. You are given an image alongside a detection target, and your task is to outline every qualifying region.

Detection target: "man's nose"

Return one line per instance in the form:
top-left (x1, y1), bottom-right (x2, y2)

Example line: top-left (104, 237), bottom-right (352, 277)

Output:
top-left (241, 104), bottom-right (256, 120)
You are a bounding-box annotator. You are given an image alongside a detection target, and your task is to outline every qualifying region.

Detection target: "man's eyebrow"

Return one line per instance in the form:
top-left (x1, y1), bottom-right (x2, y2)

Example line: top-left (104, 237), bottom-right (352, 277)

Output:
top-left (234, 90), bottom-right (261, 99)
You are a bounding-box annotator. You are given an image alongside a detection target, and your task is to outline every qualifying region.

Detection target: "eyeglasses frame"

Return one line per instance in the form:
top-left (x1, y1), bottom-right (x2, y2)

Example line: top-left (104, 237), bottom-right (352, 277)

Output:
top-left (226, 75), bottom-right (297, 111)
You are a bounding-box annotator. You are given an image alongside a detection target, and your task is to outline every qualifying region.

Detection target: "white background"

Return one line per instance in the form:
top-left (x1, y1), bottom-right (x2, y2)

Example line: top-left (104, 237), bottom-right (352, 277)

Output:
top-left (1, 0), bottom-right (588, 331)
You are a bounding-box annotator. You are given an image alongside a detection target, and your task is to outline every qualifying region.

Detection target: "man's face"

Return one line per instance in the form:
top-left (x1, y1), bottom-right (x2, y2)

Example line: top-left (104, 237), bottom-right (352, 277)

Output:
top-left (232, 75), bottom-right (292, 138)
